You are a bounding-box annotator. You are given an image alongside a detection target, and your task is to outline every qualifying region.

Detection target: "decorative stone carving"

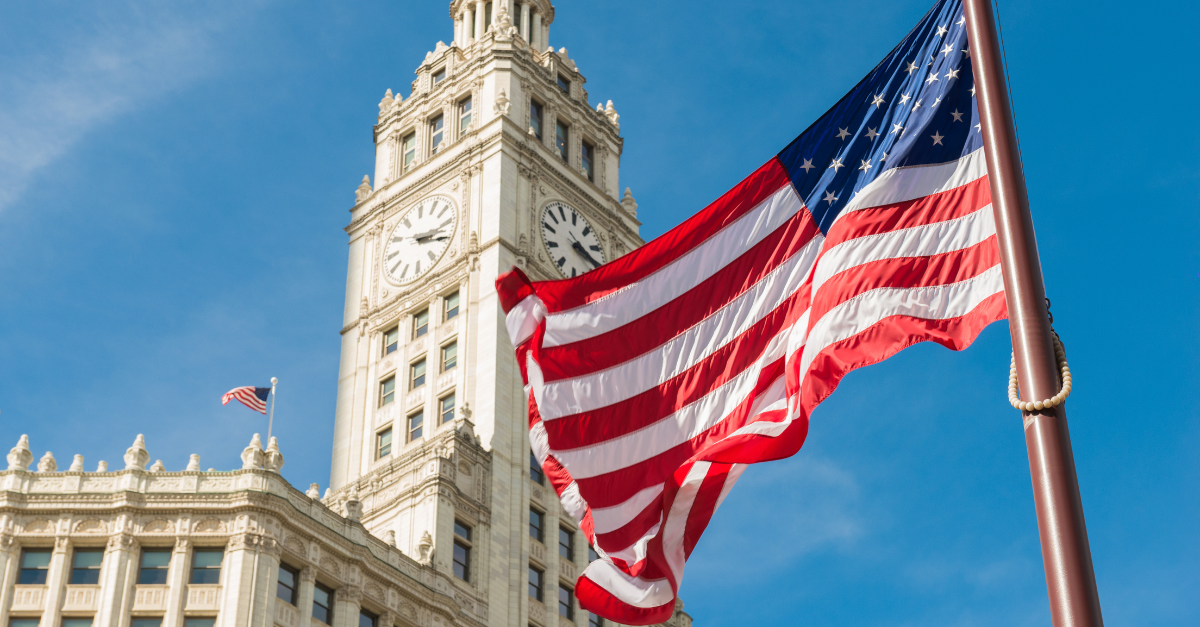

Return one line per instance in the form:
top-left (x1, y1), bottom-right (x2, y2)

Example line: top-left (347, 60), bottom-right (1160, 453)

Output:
top-left (241, 433), bottom-right (265, 470)
top-left (7, 434), bottom-right (32, 471)
top-left (385, 530), bottom-right (397, 547)
top-left (416, 531), bottom-right (433, 565)
top-left (492, 4), bottom-right (518, 40)
top-left (621, 187), bottom-right (638, 218)
top-left (319, 556), bottom-right (343, 577)
top-left (299, 566), bottom-right (317, 584)
top-left (67, 454), bottom-right (84, 472)
top-left (124, 434), bottom-right (150, 470)
top-left (356, 175), bottom-right (373, 203)
top-left (265, 437), bottom-right (285, 473)
top-left (379, 89), bottom-right (395, 117)
top-left (194, 518), bottom-right (225, 533)
top-left (25, 519), bottom-right (54, 533)
top-left (344, 484), bottom-right (363, 522)
top-left (143, 519), bottom-right (173, 533)
top-left (307, 483), bottom-right (322, 499)
top-left (37, 451), bottom-right (57, 472)
top-left (149, 460), bottom-right (165, 472)
top-left (96, 460), bottom-right (108, 472)
top-left (605, 100), bottom-right (620, 129)
top-left (494, 88), bottom-right (511, 116)
top-left (339, 585), bottom-right (363, 605)
top-left (75, 519), bottom-right (107, 534)
top-left (107, 533), bottom-right (136, 552)
top-left (186, 454), bottom-right (201, 471)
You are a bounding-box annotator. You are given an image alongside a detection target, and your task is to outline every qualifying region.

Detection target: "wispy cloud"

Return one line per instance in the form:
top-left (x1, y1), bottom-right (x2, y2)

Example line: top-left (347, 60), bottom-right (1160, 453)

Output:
top-left (0, 2), bottom-right (257, 210)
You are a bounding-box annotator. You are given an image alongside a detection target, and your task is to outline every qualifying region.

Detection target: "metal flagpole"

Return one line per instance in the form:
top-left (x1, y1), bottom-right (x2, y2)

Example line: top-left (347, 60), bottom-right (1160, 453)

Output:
top-left (267, 377), bottom-right (278, 443)
top-left (962, 1), bottom-right (1103, 625)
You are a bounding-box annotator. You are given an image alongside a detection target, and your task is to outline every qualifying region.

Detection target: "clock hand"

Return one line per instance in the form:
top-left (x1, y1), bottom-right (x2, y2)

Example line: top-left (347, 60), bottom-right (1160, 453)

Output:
top-left (570, 240), bottom-right (602, 268)
top-left (414, 230), bottom-right (446, 244)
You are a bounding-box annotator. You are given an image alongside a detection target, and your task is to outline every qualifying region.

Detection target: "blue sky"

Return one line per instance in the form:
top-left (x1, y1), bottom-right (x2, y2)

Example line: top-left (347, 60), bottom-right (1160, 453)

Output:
top-left (1, 1), bottom-right (1196, 625)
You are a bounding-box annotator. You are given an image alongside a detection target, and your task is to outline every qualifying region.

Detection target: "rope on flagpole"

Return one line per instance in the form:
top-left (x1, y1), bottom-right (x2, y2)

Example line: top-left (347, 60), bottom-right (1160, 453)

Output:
top-left (1008, 331), bottom-right (1072, 412)
top-left (268, 377), bottom-right (278, 442)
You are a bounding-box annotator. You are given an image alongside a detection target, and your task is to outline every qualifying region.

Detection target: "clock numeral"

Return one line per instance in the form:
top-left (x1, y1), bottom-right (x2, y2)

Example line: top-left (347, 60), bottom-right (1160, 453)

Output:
top-left (546, 240), bottom-right (559, 248)
top-left (556, 256), bottom-right (566, 268)
top-left (559, 206), bottom-right (566, 222)
top-left (427, 251), bottom-right (437, 261)
top-left (571, 212), bottom-right (577, 226)
top-left (582, 226), bottom-right (591, 236)
top-left (571, 267), bottom-right (577, 277)
top-left (589, 245), bottom-right (601, 252)
top-left (437, 204), bottom-right (449, 218)
top-left (418, 204), bottom-right (424, 219)
top-left (548, 211), bottom-right (559, 224)
top-left (438, 219), bottom-right (452, 229)
top-left (387, 250), bottom-right (400, 260)
top-left (401, 264), bottom-right (410, 278)
top-left (415, 261), bottom-right (422, 274)
top-left (403, 218), bottom-right (412, 228)
top-left (543, 222), bottom-right (556, 234)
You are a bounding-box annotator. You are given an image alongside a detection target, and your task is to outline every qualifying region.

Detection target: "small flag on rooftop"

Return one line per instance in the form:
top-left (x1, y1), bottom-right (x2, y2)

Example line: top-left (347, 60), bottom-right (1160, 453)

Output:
top-left (221, 386), bottom-right (271, 414)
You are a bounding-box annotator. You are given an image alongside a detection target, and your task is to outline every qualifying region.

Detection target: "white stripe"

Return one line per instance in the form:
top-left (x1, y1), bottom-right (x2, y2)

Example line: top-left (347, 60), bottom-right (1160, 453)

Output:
top-left (812, 203), bottom-right (996, 295)
top-left (604, 519), bottom-right (659, 565)
top-left (591, 483), bottom-right (665, 534)
top-left (662, 462), bottom-right (711, 582)
top-left (559, 481), bottom-right (588, 522)
top-left (543, 183), bottom-right (805, 348)
top-left (799, 264), bottom-right (1005, 378)
top-left (713, 463), bottom-right (748, 512)
top-left (582, 561), bottom-right (674, 609)
top-left (504, 294), bottom-right (547, 347)
top-left (831, 148), bottom-right (987, 225)
top-left (538, 236), bottom-right (821, 420)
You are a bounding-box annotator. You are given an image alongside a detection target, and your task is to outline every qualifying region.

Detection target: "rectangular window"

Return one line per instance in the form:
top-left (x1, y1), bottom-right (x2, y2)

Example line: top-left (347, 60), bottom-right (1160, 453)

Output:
top-left (358, 610), bottom-right (377, 627)
top-left (530, 451), bottom-right (544, 485)
top-left (410, 359), bottom-right (427, 389)
top-left (440, 393), bottom-right (455, 424)
top-left (184, 619), bottom-right (214, 627)
top-left (402, 133), bottom-right (417, 173)
top-left (131, 619), bottom-right (162, 627)
top-left (453, 521), bottom-right (471, 582)
top-left (10, 620), bottom-right (40, 627)
top-left (528, 566), bottom-right (543, 601)
top-left (484, 2), bottom-right (493, 30)
top-left (377, 428), bottom-right (393, 459)
top-left (581, 140), bottom-right (595, 182)
top-left (70, 549), bottom-right (103, 585)
top-left (313, 583), bottom-right (334, 625)
top-left (18, 548), bottom-right (51, 585)
top-left (383, 327), bottom-right (399, 355)
top-left (459, 97), bottom-right (472, 134)
top-left (276, 564), bottom-right (299, 605)
top-left (557, 74), bottom-right (570, 94)
top-left (441, 341), bottom-right (457, 372)
top-left (589, 613), bottom-right (605, 627)
top-left (588, 545), bottom-right (600, 563)
top-left (555, 121), bottom-right (569, 161)
top-left (380, 376), bottom-right (396, 406)
top-left (558, 584), bottom-right (575, 619)
top-left (432, 68), bottom-right (446, 86)
top-left (529, 508), bottom-right (544, 543)
top-left (530, 101), bottom-right (544, 140)
top-left (189, 548), bottom-right (223, 584)
top-left (408, 410), bottom-right (424, 441)
top-left (430, 116), bottom-right (445, 155)
top-left (444, 291), bottom-right (460, 320)
top-left (413, 309), bottom-right (429, 338)
top-left (138, 549), bottom-right (171, 585)
top-left (61, 620), bottom-right (92, 627)
top-left (558, 527), bottom-right (574, 561)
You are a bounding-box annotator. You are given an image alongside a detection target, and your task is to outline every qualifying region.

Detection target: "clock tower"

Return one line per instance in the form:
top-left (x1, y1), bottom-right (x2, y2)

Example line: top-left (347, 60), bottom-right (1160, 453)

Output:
top-left (327, 3), bottom-right (675, 627)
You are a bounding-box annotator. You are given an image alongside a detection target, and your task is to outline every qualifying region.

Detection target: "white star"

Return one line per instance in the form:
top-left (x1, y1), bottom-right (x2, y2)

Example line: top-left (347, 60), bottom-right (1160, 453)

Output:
top-left (899, 93), bottom-right (912, 105)
top-left (829, 158), bottom-right (845, 172)
top-left (880, 151), bottom-right (889, 162)
top-left (941, 43), bottom-right (955, 57)
top-left (925, 73), bottom-right (940, 85)
top-left (945, 68), bottom-right (960, 80)
top-left (936, 25), bottom-right (949, 37)
top-left (931, 130), bottom-right (945, 145)
top-left (836, 127), bottom-right (851, 140)
top-left (970, 84), bottom-right (977, 97)
top-left (800, 158), bottom-right (815, 173)
top-left (890, 123), bottom-right (904, 135)
top-left (823, 190), bottom-right (839, 204)
top-left (912, 99), bottom-right (923, 112)
top-left (858, 159), bottom-right (873, 172)
top-left (865, 127), bottom-right (879, 141)
top-left (871, 94), bottom-right (886, 107)
top-left (957, 16), bottom-right (966, 26)
top-left (950, 109), bottom-right (964, 122)
top-left (905, 61), bottom-right (919, 75)
top-left (963, 46), bottom-right (971, 58)
top-left (975, 123), bottom-right (982, 132)
top-left (932, 96), bottom-right (943, 108)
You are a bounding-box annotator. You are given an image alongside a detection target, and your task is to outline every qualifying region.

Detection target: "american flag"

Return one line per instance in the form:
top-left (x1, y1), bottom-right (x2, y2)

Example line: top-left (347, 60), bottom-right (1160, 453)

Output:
top-left (221, 386), bottom-right (271, 414)
top-left (497, 0), bottom-right (1006, 623)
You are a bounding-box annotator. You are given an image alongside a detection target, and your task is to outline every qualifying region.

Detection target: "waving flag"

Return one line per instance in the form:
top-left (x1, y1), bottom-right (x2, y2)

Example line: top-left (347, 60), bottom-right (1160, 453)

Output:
top-left (497, 0), bottom-right (1005, 622)
top-left (221, 386), bottom-right (271, 414)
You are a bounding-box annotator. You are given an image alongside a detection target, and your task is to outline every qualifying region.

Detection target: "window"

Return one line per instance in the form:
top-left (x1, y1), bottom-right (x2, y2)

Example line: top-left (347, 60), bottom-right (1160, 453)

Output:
top-left (557, 74), bottom-right (570, 94)
top-left (558, 527), bottom-right (574, 561)
top-left (484, 2), bottom-right (493, 30)
top-left (10, 620), bottom-right (40, 627)
top-left (408, 410), bottom-right (424, 441)
top-left (453, 521), bottom-right (472, 581)
top-left (70, 549), bottom-right (103, 585)
top-left (444, 291), bottom-right (460, 320)
top-left (459, 97), bottom-right (472, 134)
top-left (558, 584), bottom-right (575, 619)
top-left (383, 327), bottom-right (399, 355)
top-left (190, 548), bottom-right (223, 584)
top-left (440, 393), bottom-right (456, 424)
top-left (441, 341), bottom-right (457, 372)
top-left (432, 68), bottom-right (446, 86)
top-left (131, 620), bottom-right (162, 627)
top-left (184, 619), bottom-right (214, 627)
top-left (529, 508), bottom-right (544, 543)
top-left (380, 376), bottom-right (396, 406)
top-left (61, 620), bottom-right (92, 627)
top-left (555, 121), bottom-right (569, 161)
top-left (276, 564), bottom-right (299, 605)
top-left (530, 451), bottom-right (544, 485)
top-left (589, 613), bottom-right (605, 627)
top-left (413, 309), bottom-right (429, 338)
top-left (401, 133), bottom-right (417, 173)
top-left (528, 566), bottom-right (543, 601)
top-left (588, 545), bottom-right (600, 563)
top-left (410, 359), bottom-right (426, 389)
top-left (582, 140), bottom-right (595, 182)
top-left (313, 583), bottom-right (334, 625)
top-left (530, 101), bottom-right (544, 140)
top-left (377, 428), bottom-right (393, 459)
top-left (138, 549), bottom-right (171, 585)
top-left (358, 610), bottom-right (377, 627)
top-left (18, 548), bottom-right (50, 585)
top-left (430, 115), bottom-right (445, 155)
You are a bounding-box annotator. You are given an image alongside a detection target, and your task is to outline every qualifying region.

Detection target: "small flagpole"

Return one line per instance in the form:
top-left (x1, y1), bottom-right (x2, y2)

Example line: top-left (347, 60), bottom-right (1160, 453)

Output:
top-left (267, 377), bottom-right (278, 443)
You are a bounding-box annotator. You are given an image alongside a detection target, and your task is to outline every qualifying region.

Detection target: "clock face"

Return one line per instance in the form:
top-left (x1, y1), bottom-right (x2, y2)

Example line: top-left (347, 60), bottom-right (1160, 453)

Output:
top-left (383, 195), bottom-right (458, 285)
top-left (541, 201), bottom-right (606, 278)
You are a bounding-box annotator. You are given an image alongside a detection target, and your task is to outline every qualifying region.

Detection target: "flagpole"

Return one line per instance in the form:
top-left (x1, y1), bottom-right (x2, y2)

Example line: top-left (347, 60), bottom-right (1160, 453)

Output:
top-left (267, 377), bottom-right (278, 443)
top-left (962, 1), bottom-right (1103, 625)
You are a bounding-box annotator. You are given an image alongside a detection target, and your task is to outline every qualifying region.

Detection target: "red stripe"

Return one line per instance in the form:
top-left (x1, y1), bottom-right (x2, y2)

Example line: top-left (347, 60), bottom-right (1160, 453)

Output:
top-left (576, 575), bottom-right (675, 626)
top-left (822, 173), bottom-right (991, 251)
top-left (682, 464), bottom-right (731, 559)
top-left (538, 211), bottom-right (819, 380)
top-left (496, 266), bottom-right (535, 313)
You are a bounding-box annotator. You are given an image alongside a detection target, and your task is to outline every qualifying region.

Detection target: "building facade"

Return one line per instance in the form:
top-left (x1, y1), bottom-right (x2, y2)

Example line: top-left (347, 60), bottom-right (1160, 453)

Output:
top-left (1, 3), bottom-right (690, 627)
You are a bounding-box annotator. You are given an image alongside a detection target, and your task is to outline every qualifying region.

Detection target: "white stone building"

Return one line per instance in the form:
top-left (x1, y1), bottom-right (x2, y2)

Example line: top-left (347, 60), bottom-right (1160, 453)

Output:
top-left (0, 3), bottom-right (690, 627)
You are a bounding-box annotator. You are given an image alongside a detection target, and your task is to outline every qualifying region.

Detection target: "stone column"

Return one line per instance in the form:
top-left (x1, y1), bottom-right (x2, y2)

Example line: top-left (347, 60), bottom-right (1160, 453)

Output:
top-left (543, 20), bottom-right (550, 50)
top-left (518, 3), bottom-right (529, 41)
top-left (0, 533), bottom-right (19, 627)
top-left (296, 567), bottom-right (317, 626)
top-left (161, 539), bottom-right (191, 627)
top-left (531, 11), bottom-right (541, 50)
top-left (96, 534), bottom-right (139, 627)
top-left (474, 1), bottom-right (486, 43)
top-left (218, 533), bottom-right (281, 627)
top-left (40, 537), bottom-right (71, 627)
top-left (463, 5), bottom-right (474, 42)
top-left (333, 586), bottom-right (361, 627)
